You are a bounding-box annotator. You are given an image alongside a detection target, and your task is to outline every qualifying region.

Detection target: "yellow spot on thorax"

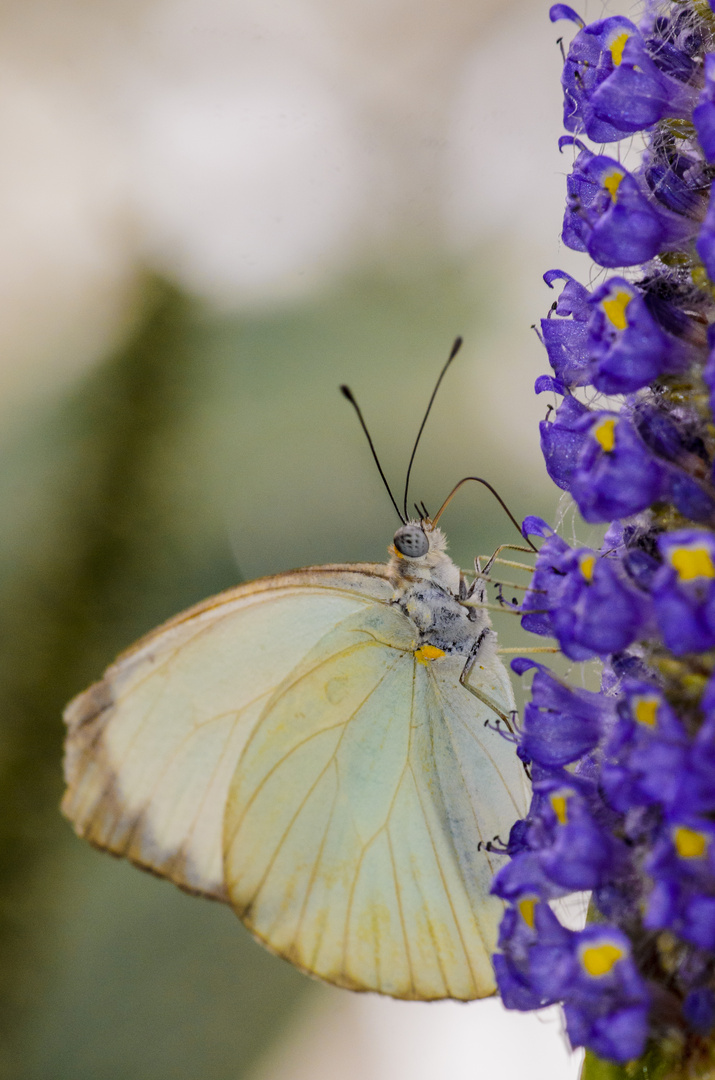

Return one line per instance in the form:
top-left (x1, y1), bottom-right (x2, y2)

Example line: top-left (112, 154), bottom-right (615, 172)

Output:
top-left (581, 942), bottom-right (624, 977)
top-left (633, 695), bottom-right (659, 727)
top-left (601, 288), bottom-right (632, 331)
top-left (669, 544), bottom-right (715, 582)
top-left (549, 791), bottom-right (570, 825)
top-left (603, 170), bottom-right (624, 202)
top-left (593, 417), bottom-right (617, 453)
top-left (673, 826), bottom-right (708, 859)
top-left (414, 644), bottom-right (446, 664)
top-left (518, 896), bottom-right (537, 928)
top-left (579, 554), bottom-right (596, 582)
top-left (609, 31), bottom-right (630, 66)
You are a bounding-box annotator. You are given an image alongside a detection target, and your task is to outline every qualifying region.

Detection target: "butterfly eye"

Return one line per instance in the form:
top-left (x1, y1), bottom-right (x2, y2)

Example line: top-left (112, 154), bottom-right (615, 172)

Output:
top-left (393, 524), bottom-right (429, 558)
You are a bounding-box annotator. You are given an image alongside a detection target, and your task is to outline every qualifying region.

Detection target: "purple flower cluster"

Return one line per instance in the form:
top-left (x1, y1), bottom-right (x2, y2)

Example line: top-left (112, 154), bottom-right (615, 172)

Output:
top-left (493, 0), bottom-right (715, 1066)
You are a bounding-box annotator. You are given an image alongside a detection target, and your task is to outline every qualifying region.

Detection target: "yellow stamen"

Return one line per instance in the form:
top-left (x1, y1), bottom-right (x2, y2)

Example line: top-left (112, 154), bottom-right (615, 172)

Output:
top-left (673, 826), bottom-right (708, 859)
top-left (579, 554), bottom-right (596, 582)
top-left (669, 544), bottom-right (715, 582)
top-left (601, 288), bottom-right (632, 331)
top-left (549, 792), bottom-right (569, 825)
top-left (603, 169), bottom-right (624, 202)
top-left (593, 417), bottom-right (617, 453)
top-left (581, 941), bottom-right (624, 977)
top-left (518, 896), bottom-right (537, 929)
top-left (415, 644), bottom-right (446, 664)
top-left (609, 30), bottom-right (630, 66)
top-left (633, 695), bottom-right (659, 727)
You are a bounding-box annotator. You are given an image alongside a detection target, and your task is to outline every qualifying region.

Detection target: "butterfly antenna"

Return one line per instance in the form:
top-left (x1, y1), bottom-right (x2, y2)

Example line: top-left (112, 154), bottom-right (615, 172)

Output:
top-left (402, 336), bottom-right (463, 521)
top-left (340, 385), bottom-right (405, 523)
top-left (431, 476), bottom-right (538, 552)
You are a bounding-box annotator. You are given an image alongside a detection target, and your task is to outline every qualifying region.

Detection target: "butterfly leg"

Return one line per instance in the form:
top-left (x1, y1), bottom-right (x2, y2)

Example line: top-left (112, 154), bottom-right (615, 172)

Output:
top-left (459, 645), bottom-right (515, 731)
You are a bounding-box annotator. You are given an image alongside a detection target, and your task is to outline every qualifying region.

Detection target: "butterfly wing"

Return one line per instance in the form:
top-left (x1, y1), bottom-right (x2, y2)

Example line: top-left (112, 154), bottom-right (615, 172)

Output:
top-left (223, 604), bottom-right (528, 1000)
top-left (63, 562), bottom-right (527, 1000)
top-left (62, 565), bottom-right (392, 901)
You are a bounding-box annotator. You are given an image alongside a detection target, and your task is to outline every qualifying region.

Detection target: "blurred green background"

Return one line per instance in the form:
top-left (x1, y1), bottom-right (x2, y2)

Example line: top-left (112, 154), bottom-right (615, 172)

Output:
top-left (0, 0), bottom-right (592, 1076)
top-left (0, 261), bottom-right (566, 1080)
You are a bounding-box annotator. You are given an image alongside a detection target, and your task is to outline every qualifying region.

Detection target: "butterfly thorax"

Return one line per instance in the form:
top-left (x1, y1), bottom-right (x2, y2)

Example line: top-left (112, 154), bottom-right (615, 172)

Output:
top-left (387, 522), bottom-right (493, 659)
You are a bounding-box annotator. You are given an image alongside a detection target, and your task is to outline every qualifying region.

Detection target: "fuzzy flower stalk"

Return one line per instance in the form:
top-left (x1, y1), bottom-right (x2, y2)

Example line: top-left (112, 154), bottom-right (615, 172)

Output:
top-left (492, 1), bottom-right (715, 1074)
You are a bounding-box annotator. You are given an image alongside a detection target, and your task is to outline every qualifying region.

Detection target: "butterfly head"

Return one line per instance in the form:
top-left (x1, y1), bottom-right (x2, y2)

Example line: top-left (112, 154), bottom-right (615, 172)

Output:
top-left (389, 520), bottom-right (454, 584)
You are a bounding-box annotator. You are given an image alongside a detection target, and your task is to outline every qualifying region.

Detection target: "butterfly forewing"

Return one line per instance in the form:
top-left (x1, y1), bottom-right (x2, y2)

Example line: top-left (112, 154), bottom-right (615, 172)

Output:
top-left (223, 604), bottom-right (526, 1000)
top-left (62, 566), bottom-right (392, 900)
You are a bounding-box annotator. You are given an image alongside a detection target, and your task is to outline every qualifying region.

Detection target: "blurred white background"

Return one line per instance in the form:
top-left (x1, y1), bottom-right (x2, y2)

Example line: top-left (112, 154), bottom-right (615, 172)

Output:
top-left (0, 0), bottom-right (599, 1076)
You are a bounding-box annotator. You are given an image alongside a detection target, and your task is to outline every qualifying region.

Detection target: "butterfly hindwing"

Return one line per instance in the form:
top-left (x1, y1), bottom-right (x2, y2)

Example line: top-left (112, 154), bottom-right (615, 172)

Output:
top-left (223, 603), bottom-right (527, 1000)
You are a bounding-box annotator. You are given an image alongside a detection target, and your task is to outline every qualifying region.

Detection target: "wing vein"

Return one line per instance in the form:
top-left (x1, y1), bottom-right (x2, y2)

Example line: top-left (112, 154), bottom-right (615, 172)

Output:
top-left (226, 645), bottom-right (405, 846)
top-left (233, 653), bottom-right (406, 909)
top-left (386, 826), bottom-right (415, 997)
top-left (408, 757), bottom-right (479, 995)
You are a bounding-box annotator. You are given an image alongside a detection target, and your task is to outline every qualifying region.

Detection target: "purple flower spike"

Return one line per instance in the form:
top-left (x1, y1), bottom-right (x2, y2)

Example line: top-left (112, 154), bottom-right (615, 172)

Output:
top-left (693, 54), bottom-right (715, 164)
top-left (499, 1), bottom-right (715, 1064)
top-left (652, 531), bottom-right (715, 654)
top-left (562, 146), bottom-right (693, 267)
top-left (569, 413), bottom-right (667, 523)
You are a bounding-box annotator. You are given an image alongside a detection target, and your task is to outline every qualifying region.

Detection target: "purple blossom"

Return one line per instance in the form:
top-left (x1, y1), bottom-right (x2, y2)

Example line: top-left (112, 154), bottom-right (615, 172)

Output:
top-left (540, 270), bottom-right (592, 386)
top-left (519, 516), bottom-right (570, 638)
top-left (551, 9), bottom-right (695, 141)
top-left (652, 530), bottom-right (715, 654)
top-left (537, 387), bottom-right (590, 490)
top-left (496, 902), bottom-right (650, 1063)
top-left (646, 817), bottom-right (715, 948)
top-left (511, 659), bottom-right (611, 767)
top-left (562, 142), bottom-right (695, 267)
top-left (541, 271), bottom-right (691, 392)
top-left (568, 412), bottom-right (667, 523)
top-left (547, 545), bottom-right (653, 659)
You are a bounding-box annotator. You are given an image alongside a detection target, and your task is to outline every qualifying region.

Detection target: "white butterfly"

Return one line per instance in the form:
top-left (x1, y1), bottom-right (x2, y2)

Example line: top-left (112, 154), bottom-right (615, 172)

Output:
top-left (61, 344), bottom-right (529, 1001)
top-left (62, 516), bottom-right (528, 1001)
